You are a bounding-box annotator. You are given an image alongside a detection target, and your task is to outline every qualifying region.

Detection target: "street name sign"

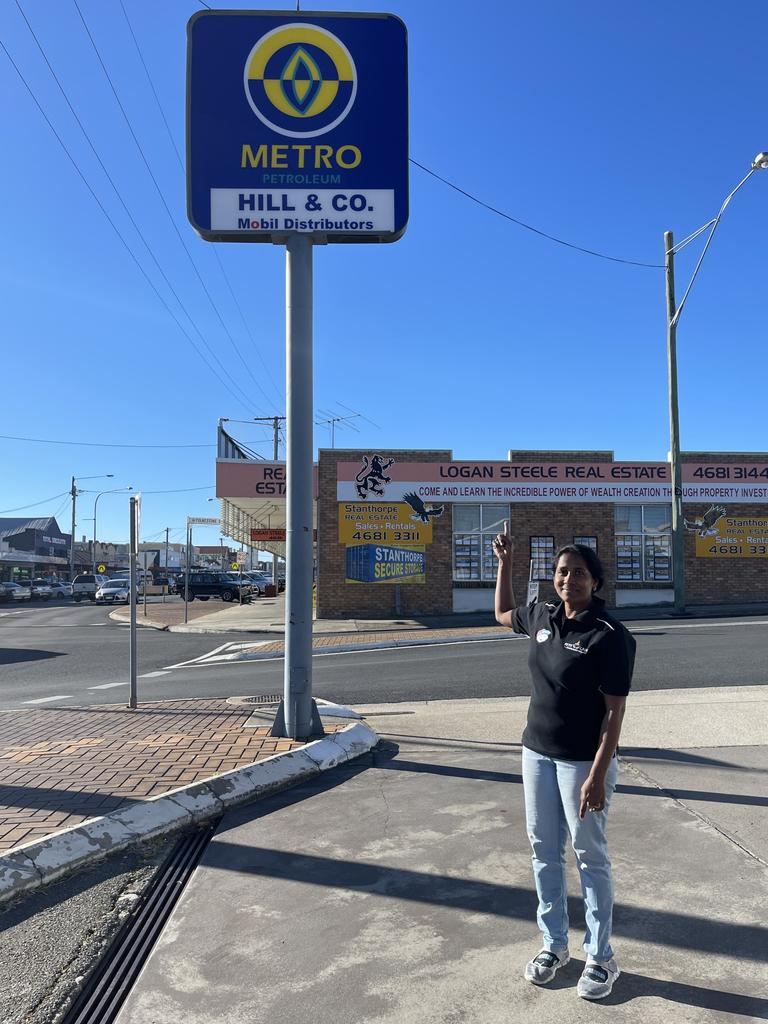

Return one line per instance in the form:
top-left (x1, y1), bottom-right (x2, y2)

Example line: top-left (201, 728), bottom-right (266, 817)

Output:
top-left (187, 10), bottom-right (408, 242)
top-left (187, 516), bottom-right (220, 526)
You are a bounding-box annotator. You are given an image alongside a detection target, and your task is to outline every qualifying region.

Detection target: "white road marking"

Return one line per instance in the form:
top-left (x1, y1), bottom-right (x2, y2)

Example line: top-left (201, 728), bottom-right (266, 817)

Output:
top-left (630, 619), bottom-right (768, 632)
top-left (163, 641), bottom-right (240, 669)
top-left (139, 670), bottom-right (170, 678)
top-left (89, 682), bottom-right (128, 690)
top-left (23, 695), bottom-right (72, 704)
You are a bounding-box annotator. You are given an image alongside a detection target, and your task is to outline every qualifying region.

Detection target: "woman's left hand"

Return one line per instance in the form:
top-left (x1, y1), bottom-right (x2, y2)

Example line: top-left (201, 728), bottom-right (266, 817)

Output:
top-left (579, 775), bottom-right (606, 819)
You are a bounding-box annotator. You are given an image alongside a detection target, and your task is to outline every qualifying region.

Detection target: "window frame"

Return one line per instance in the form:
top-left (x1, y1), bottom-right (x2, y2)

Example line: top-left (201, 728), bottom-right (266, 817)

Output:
top-left (452, 503), bottom-right (510, 582)
top-left (530, 536), bottom-right (555, 582)
top-left (615, 504), bottom-right (673, 582)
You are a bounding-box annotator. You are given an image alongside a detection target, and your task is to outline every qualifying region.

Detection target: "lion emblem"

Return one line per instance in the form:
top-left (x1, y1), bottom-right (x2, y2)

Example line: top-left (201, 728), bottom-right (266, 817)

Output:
top-left (355, 454), bottom-right (395, 499)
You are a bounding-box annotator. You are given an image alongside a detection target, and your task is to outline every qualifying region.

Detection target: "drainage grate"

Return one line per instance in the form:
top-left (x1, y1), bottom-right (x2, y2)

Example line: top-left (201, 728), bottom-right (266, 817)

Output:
top-left (239, 694), bottom-right (282, 705)
top-left (61, 823), bottom-right (217, 1024)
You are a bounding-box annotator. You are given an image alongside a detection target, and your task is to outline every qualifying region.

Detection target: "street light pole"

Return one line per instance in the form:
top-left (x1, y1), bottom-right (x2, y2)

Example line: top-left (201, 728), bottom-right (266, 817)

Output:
top-left (663, 153), bottom-right (768, 614)
top-left (664, 230), bottom-right (685, 613)
top-left (69, 473), bottom-right (113, 580)
top-left (92, 487), bottom-right (133, 573)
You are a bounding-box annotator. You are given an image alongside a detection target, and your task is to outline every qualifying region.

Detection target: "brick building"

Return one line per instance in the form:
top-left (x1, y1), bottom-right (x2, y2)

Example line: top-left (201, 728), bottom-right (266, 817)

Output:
top-left (216, 442), bottom-right (768, 618)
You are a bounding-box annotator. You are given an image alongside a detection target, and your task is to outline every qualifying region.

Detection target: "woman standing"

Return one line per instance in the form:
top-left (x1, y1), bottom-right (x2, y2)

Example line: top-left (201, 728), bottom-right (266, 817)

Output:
top-left (493, 528), bottom-right (635, 1000)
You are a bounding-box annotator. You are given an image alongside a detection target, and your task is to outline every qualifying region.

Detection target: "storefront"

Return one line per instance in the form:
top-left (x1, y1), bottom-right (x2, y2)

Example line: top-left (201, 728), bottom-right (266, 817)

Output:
top-left (0, 517), bottom-right (71, 581)
top-left (216, 441), bottom-right (768, 618)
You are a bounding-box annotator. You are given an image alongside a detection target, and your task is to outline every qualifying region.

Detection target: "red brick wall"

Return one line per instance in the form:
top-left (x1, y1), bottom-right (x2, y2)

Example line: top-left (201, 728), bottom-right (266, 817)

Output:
top-left (317, 449), bottom-right (453, 619)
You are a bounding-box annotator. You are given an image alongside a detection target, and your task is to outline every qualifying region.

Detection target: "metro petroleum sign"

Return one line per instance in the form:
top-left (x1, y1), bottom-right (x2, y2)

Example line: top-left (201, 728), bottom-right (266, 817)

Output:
top-left (187, 11), bottom-right (408, 243)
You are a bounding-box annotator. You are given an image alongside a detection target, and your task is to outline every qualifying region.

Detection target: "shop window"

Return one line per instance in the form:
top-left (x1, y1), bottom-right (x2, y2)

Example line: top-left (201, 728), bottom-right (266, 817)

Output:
top-left (615, 505), bottom-right (672, 582)
top-left (573, 536), bottom-right (597, 552)
top-left (530, 536), bottom-right (555, 581)
top-left (453, 504), bottom-right (509, 581)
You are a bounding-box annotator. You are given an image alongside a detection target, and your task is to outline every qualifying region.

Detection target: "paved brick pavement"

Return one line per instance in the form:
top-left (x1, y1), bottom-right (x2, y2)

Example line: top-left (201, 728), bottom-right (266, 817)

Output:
top-left (0, 700), bottom-right (339, 853)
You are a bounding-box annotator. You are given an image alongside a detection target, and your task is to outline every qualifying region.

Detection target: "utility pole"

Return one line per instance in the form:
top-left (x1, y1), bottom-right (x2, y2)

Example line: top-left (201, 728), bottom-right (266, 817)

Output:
top-left (665, 231), bottom-right (685, 614)
top-left (253, 415), bottom-right (285, 460)
top-left (163, 527), bottom-right (170, 604)
top-left (69, 476), bottom-right (77, 582)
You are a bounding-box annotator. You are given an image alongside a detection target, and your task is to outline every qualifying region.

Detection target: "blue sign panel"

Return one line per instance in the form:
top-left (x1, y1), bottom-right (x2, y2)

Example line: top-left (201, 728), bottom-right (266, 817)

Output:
top-left (346, 544), bottom-right (426, 583)
top-left (187, 11), bottom-right (408, 243)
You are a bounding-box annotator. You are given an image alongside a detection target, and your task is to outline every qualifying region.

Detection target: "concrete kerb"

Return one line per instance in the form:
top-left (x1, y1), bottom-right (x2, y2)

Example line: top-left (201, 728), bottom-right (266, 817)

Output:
top-left (108, 609), bottom-right (168, 631)
top-left (0, 718), bottom-right (379, 907)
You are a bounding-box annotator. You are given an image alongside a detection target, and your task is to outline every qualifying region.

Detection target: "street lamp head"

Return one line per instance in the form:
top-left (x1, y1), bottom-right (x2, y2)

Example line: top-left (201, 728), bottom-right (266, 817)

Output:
top-left (106, 474), bottom-right (114, 478)
top-left (752, 152), bottom-right (768, 170)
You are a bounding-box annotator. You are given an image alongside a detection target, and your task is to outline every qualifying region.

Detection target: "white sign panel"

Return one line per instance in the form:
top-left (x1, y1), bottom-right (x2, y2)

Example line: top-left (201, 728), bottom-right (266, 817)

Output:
top-left (210, 189), bottom-right (394, 234)
top-left (187, 516), bottom-right (220, 526)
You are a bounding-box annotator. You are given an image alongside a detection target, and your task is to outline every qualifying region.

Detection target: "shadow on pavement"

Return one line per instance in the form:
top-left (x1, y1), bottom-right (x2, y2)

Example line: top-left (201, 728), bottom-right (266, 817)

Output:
top-left (202, 838), bottom-right (768, 963)
top-left (0, 648), bottom-right (64, 665)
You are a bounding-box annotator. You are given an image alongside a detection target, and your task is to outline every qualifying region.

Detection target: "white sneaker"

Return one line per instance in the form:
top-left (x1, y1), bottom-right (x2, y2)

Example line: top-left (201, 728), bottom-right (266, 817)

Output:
top-left (577, 957), bottom-right (620, 999)
top-left (524, 948), bottom-right (570, 985)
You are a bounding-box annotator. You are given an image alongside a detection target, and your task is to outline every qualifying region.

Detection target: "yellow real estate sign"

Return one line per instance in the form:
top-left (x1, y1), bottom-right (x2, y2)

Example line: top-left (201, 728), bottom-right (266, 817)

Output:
top-left (338, 503), bottom-right (433, 545)
top-left (695, 516), bottom-right (768, 557)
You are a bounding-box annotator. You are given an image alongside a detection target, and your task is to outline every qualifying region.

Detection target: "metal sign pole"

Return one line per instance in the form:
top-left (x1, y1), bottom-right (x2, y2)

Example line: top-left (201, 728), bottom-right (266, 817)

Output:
top-left (143, 551), bottom-right (148, 617)
top-left (184, 523), bottom-right (191, 624)
top-left (128, 497), bottom-right (138, 709)
top-left (273, 234), bottom-right (322, 740)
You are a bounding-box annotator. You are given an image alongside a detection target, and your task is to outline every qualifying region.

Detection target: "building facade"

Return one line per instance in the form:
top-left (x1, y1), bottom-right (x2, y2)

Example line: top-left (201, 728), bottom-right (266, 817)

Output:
top-left (217, 445), bottom-right (768, 618)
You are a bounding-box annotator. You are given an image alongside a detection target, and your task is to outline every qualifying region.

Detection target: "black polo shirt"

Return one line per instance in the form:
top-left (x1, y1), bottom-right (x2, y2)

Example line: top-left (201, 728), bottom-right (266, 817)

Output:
top-left (512, 597), bottom-right (635, 761)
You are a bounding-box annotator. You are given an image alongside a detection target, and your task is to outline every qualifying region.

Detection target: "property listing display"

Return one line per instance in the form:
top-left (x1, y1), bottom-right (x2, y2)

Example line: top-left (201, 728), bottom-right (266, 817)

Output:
top-left (187, 11), bottom-right (408, 242)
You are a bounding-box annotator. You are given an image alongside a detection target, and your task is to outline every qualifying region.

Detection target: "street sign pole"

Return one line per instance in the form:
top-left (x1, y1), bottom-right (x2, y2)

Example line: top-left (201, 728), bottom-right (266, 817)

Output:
top-left (184, 522), bottom-right (192, 624)
top-left (272, 234), bottom-right (323, 740)
top-left (128, 496), bottom-right (138, 709)
top-left (187, 10), bottom-right (407, 740)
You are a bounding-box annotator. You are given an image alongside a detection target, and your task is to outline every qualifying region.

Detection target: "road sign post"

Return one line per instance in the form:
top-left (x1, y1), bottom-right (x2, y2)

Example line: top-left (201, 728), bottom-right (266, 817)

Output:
top-left (187, 11), bottom-right (408, 738)
top-left (128, 496), bottom-right (140, 709)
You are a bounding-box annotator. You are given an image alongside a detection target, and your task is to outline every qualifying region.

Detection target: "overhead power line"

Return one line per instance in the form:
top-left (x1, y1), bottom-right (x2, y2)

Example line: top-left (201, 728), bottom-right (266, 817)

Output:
top-left (0, 30), bottom-right (255, 418)
top-left (118, 0), bottom-right (284, 411)
top-left (0, 491), bottom-right (69, 515)
top-left (14, 0), bottom-right (259, 417)
top-left (0, 433), bottom-right (214, 448)
top-left (72, 0), bottom-right (273, 413)
top-left (410, 159), bottom-right (664, 269)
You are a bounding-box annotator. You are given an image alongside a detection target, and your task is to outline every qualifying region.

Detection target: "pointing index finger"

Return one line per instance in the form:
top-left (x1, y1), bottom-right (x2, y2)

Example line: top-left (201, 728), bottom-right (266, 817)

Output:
top-left (503, 521), bottom-right (509, 536)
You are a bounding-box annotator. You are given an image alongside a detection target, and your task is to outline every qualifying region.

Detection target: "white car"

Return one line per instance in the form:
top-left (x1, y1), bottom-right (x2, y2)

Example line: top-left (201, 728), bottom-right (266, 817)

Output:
top-left (48, 581), bottom-right (72, 599)
top-left (95, 579), bottom-right (136, 604)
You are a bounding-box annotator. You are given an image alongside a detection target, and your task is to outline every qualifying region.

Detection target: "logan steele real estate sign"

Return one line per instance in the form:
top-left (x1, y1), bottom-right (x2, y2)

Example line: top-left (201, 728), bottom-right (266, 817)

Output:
top-left (187, 10), bottom-right (408, 242)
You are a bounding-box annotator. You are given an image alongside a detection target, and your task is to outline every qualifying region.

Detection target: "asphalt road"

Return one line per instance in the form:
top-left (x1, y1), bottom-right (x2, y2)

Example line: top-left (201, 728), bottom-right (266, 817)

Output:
top-left (1, 603), bottom-right (768, 710)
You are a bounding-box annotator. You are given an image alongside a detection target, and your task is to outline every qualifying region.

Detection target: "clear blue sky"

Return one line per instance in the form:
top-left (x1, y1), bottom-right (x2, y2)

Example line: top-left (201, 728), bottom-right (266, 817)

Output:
top-left (1, 0), bottom-right (766, 547)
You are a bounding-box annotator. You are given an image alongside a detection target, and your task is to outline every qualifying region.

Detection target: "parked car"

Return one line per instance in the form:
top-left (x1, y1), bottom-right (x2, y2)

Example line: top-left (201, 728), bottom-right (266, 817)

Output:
top-left (29, 579), bottom-right (56, 601)
top-left (95, 579), bottom-right (136, 604)
top-left (71, 573), bottom-right (110, 603)
top-left (240, 571), bottom-right (273, 596)
top-left (48, 581), bottom-right (72, 598)
top-left (176, 572), bottom-right (253, 603)
top-left (0, 581), bottom-right (32, 602)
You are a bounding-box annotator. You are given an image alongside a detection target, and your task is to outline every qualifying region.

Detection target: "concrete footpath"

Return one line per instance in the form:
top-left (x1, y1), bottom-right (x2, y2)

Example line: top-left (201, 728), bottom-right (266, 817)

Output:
top-left (115, 687), bottom-right (768, 1024)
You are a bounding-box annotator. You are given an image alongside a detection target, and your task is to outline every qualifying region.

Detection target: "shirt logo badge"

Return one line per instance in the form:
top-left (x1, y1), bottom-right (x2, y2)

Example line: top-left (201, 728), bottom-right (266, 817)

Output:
top-left (536, 629), bottom-right (551, 643)
top-left (563, 640), bottom-right (588, 654)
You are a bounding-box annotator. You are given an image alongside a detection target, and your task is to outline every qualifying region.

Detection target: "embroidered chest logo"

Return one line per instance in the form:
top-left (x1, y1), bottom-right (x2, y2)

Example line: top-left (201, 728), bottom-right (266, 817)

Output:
top-left (536, 629), bottom-right (551, 643)
top-left (563, 639), bottom-right (588, 655)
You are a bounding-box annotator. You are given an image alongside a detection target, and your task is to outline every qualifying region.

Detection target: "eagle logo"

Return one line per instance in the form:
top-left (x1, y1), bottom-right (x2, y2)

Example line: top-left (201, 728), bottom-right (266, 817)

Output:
top-left (683, 504), bottom-right (726, 537)
top-left (355, 454), bottom-right (395, 499)
top-left (403, 492), bottom-right (444, 523)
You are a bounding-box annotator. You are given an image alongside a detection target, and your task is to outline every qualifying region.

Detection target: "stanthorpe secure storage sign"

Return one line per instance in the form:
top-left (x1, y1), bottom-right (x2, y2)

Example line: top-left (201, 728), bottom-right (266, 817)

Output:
top-left (187, 11), bottom-right (408, 242)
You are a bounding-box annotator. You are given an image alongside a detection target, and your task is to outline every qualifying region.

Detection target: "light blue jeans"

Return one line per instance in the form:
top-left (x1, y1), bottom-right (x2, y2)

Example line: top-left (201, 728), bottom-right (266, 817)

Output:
top-left (521, 745), bottom-right (618, 960)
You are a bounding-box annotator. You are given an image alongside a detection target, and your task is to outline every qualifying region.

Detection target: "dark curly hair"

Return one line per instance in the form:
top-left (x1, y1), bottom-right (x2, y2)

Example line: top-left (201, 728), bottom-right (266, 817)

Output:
top-left (551, 544), bottom-right (605, 592)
